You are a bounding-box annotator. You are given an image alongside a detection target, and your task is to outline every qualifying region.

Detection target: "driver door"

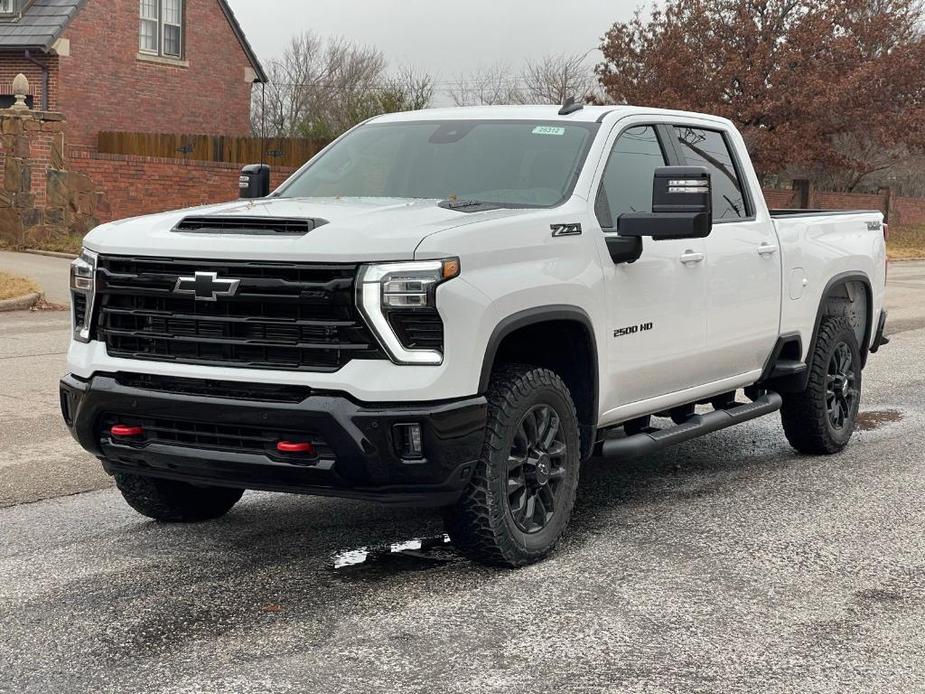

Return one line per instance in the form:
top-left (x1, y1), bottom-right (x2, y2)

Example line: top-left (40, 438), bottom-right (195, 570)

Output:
top-left (593, 122), bottom-right (709, 418)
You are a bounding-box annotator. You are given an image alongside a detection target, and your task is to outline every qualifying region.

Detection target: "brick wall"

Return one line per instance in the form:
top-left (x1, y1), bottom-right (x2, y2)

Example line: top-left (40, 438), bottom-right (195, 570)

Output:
top-left (814, 191), bottom-right (889, 212)
top-left (761, 189), bottom-right (797, 209)
top-left (58, 0), bottom-right (254, 148)
top-left (763, 188), bottom-right (925, 227)
top-left (892, 196), bottom-right (925, 227)
top-left (69, 150), bottom-right (296, 222)
top-left (0, 54), bottom-right (59, 111)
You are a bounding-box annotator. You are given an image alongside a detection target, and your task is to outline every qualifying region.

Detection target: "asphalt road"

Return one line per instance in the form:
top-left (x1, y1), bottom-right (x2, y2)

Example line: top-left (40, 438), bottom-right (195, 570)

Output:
top-left (1, 260), bottom-right (924, 693)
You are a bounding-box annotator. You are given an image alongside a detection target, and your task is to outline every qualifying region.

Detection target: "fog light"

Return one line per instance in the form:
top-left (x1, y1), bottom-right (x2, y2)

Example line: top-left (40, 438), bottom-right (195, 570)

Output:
top-left (394, 423), bottom-right (424, 460)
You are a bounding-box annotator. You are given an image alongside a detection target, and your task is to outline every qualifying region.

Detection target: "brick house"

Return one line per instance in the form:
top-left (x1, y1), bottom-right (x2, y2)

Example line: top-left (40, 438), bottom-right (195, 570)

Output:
top-left (0, 0), bottom-right (266, 147)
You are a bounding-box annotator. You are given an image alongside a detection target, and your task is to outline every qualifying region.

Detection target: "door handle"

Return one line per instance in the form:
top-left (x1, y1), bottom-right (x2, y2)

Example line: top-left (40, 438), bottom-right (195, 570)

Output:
top-left (758, 243), bottom-right (778, 257)
top-left (680, 251), bottom-right (705, 265)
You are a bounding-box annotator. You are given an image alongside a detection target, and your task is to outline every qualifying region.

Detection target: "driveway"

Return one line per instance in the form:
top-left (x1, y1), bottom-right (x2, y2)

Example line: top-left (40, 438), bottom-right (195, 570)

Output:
top-left (0, 258), bottom-right (923, 693)
top-left (0, 250), bottom-right (72, 305)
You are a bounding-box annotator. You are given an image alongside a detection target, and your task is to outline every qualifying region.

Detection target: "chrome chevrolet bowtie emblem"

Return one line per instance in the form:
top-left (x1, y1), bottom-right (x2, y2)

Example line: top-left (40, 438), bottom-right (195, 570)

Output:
top-left (173, 272), bottom-right (241, 302)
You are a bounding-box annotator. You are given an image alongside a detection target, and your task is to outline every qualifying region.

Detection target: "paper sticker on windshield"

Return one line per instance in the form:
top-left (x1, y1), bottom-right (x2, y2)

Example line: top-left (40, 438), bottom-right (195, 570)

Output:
top-left (532, 126), bottom-right (566, 136)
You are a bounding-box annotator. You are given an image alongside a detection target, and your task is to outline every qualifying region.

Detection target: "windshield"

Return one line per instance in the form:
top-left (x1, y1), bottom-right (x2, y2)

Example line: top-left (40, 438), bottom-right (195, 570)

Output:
top-left (277, 120), bottom-right (599, 207)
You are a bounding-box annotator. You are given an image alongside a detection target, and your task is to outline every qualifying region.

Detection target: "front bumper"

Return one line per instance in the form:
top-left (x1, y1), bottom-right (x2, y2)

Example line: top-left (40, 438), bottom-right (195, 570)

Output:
top-left (60, 373), bottom-right (487, 507)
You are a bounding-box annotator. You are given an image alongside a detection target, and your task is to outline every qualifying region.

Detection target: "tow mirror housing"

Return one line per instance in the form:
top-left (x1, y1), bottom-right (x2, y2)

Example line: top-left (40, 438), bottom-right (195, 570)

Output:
top-left (617, 166), bottom-right (712, 239)
top-left (239, 164), bottom-right (271, 199)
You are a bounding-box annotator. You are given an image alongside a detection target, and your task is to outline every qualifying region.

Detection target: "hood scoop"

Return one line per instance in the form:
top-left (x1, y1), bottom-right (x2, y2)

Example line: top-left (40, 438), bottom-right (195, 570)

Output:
top-left (172, 215), bottom-right (328, 235)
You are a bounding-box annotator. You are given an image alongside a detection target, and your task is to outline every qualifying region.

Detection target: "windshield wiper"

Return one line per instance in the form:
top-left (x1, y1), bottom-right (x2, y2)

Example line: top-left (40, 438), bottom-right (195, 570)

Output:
top-left (438, 199), bottom-right (503, 213)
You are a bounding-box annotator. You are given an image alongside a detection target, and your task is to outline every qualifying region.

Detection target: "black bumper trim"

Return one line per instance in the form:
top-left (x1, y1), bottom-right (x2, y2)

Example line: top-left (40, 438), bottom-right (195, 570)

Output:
top-left (61, 373), bottom-right (487, 507)
top-left (870, 309), bottom-right (889, 354)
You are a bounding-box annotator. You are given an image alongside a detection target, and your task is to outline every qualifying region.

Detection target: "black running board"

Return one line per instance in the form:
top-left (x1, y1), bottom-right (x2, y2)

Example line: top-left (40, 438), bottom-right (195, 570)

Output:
top-left (599, 392), bottom-right (783, 461)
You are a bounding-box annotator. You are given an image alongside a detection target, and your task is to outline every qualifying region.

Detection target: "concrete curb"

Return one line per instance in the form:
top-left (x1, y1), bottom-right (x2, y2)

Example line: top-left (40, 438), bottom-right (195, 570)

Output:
top-left (0, 291), bottom-right (42, 312)
top-left (22, 249), bottom-right (78, 260)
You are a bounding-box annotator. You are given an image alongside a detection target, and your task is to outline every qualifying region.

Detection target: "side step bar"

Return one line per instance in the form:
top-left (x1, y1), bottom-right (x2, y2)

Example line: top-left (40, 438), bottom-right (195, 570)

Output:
top-left (599, 392), bottom-right (783, 461)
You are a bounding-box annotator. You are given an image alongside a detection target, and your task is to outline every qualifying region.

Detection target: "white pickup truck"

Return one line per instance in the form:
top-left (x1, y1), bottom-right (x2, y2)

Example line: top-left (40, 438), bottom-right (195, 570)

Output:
top-left (61, 104), bottom-right (889, 567)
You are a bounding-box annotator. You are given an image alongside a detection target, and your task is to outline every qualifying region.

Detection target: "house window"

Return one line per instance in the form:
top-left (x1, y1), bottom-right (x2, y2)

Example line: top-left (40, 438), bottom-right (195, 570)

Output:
top-left (139, 0), bottom-right (183, 58)
top-left (0, 0), bottom-right (20, 15)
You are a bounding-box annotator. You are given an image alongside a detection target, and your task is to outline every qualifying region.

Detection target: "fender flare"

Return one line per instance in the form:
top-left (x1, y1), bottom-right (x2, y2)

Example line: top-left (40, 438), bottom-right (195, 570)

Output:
top-left (478, 305), bottom-right (600, 460)
top-left (478, 305), bottom-right (598, 392)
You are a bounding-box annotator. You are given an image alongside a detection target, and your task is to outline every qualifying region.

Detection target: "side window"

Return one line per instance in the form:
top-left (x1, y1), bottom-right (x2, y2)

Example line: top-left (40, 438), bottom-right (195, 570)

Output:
top-left (595, 125), bottom-right (666, 229)
top-left (673, 126), bottom-right (749, 220)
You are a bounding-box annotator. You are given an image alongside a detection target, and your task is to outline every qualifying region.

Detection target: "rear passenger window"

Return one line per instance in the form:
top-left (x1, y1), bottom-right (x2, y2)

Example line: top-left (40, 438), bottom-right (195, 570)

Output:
top-left (596, 125), bottom-right (666, 229)
top-left (673, 126), bottom-right (749, 220)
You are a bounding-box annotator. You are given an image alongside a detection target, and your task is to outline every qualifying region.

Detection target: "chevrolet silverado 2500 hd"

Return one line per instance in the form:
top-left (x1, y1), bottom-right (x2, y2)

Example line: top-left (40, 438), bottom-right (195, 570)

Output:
top-left (61, 104), bottom-right (889, 567)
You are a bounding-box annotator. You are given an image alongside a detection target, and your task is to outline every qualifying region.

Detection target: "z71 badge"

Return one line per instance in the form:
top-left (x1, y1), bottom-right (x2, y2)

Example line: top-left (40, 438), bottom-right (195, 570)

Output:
top-left (551, 223), bottom-right (582, 237)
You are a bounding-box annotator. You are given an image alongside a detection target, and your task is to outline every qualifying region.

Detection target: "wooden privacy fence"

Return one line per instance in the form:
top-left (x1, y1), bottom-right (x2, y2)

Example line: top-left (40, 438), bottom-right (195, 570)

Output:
top-left (97, 132), bottom-right (329, 169)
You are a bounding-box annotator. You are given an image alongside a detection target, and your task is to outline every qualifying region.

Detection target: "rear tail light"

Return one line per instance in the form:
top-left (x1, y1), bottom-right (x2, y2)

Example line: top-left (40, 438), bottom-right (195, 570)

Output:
top-left (883, 223), bottom-right (889, 280)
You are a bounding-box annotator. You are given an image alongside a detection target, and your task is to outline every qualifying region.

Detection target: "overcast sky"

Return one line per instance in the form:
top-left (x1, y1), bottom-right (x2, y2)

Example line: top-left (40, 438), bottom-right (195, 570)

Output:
top-left (225, 0), bottom-right (639, 103)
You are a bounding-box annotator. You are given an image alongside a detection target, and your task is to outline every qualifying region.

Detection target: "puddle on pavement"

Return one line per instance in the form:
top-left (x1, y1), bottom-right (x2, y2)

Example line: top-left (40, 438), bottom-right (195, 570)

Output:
top-left (331, 534), bottom-right (463, 578)
top-left (855, 409), bottom-right (904, 431)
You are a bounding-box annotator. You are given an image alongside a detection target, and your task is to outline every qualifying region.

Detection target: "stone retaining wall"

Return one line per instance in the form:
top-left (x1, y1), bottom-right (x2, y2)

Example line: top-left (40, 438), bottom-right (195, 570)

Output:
top-left (0, 108), bottom-right (102, 249)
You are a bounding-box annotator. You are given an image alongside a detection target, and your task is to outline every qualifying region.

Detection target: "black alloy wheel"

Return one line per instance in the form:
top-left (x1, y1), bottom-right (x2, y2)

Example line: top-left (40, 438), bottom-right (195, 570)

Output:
top-left (506, 404), bottom-right (569, 534)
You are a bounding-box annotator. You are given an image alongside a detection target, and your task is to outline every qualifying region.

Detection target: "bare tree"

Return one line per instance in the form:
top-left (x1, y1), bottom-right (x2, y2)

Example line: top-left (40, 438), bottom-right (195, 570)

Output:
top-left (448, 54), bottom-right (598, 107)
top-left (522, 52), bottom-right (599, 104)
top-left (448, 63), bottom-right (524, 106)
top-left (252, 32), bottom-right (434, 140)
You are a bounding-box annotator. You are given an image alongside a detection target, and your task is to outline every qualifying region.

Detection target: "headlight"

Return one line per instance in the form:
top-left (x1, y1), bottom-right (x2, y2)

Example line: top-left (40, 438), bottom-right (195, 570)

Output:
top-left (357, 258), bottom-right (460, 365)
top-left (70, 248), bottom-right (97, 343)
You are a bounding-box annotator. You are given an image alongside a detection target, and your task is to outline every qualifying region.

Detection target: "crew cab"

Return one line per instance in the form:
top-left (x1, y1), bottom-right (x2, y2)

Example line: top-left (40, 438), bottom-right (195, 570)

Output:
top-left (61, 104), bottom-right (889, 567)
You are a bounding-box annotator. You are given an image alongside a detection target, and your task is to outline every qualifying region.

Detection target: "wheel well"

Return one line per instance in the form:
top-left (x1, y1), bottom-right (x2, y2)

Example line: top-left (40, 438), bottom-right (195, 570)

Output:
top-left (803, 274), bottom-right (873, 386)
top-left (483, 317), bottom-right (598, 460)
top-left (819, 277), bottom-right (872, 363)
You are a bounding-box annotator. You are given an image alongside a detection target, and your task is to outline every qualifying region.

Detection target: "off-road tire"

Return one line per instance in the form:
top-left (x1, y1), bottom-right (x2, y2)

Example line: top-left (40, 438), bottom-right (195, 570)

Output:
top-left (780, 316), bottom-right (862, 455)
top-left (443, 364), bottom-right (581, 567)
top-left (115, 473), bottom-right (244, 522)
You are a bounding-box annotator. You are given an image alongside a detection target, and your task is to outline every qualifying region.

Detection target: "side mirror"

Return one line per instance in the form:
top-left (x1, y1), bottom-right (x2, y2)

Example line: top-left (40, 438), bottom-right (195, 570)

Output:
top-left (239, 164), bottom-right (271, 199)
top-left (617, 166), bottom-right (712, 239)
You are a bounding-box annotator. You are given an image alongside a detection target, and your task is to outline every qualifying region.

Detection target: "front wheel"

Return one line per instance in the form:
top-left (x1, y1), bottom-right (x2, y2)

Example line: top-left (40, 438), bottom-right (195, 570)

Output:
top-left (780, 316), bottom-right (862, 455)
top-left (115, 473), bottom-right (244, 522)
top-left (443, 364), bottom-right (581, 567)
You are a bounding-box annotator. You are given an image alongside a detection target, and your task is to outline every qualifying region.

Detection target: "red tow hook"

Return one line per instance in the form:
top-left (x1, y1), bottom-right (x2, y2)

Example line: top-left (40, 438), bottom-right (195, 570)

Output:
top-left (111, 424), bottom-right (145, 438)
top-left (276, 441), bottom-right (315, 455)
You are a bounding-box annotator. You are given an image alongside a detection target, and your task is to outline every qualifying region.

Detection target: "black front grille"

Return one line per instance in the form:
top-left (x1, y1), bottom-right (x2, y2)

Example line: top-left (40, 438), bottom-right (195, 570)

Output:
top-left (389, 310), bottom-right (444, 351)
top-left (102, 413), bottom-right (334, 463)
top-left (95, 256), bottom-right (385, 371)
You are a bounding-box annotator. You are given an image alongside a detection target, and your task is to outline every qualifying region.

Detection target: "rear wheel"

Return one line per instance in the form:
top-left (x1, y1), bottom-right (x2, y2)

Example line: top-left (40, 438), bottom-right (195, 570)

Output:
top-left (443, 364), bottom-right (581, 567)
top-left (780, 316), bottom-right (862, 454)
top-left (115, 473), bottom-right (244, 522)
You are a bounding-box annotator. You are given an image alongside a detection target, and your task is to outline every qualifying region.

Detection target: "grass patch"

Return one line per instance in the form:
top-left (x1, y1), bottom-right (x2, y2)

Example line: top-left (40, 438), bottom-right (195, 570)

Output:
top-left (888, 225), bottom-right (925, 260)
top-left (26, 235), bottom-right (83, 256)
top-left (0, 272), bottom-right (40, 301)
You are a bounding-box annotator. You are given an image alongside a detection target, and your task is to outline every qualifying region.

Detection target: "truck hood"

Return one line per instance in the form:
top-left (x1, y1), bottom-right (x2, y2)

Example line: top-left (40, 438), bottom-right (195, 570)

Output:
top-left (83, 197), bottom-right (532, 262)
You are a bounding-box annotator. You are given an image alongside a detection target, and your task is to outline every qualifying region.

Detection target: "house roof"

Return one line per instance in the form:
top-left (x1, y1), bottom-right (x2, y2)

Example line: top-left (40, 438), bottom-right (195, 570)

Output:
top-left (217, 0), bottom-right (267, 82)
top-left (0, 0), bottom-right (267, 82)
top-left (0, 0), bottom-right (85, 51)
